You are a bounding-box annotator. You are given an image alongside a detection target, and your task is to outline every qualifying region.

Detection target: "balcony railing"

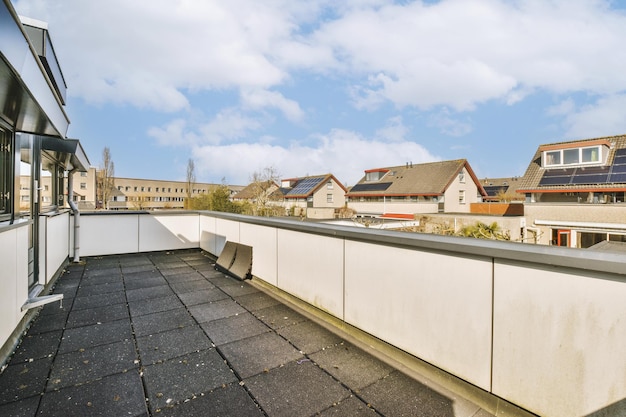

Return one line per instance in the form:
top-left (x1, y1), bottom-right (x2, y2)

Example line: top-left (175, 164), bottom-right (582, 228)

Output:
top-left (1, 210), bottom-right (625, 417)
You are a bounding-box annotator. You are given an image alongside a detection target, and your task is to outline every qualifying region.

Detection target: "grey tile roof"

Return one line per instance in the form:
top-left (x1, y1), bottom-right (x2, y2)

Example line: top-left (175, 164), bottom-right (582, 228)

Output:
top-left (347, 159), bottom-right (481, 196)
top-left (517, 134), bottom-right (626, 192)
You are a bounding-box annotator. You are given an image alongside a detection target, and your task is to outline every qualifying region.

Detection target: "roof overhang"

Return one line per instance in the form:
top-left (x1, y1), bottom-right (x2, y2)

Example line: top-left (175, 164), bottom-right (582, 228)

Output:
top-left (538, 139), bottom-right (612, 152)
top-left (0, 1), bottom-right (69, 137)
top-left (41, 136), bottom-right (90, 171)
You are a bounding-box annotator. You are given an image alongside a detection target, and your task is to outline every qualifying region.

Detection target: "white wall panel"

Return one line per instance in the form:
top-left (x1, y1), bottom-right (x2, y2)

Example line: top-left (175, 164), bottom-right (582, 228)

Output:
top-left (81, 215), bottom-right (139, 256)
top-left (46, 213), bottom-right (69, 282)
top-left (214, 218), bottom-right (240, 255)
top-left (344, 240), bottom-right (493, 391)
top-left (199, 215), bottom-right (217, 254)
top-left (492, 261), bottom-right (626, 417)
top-left (240, 223), bottom-right (277, 285)
top-left (0, 228), bottom-right (18, 349)
top-left (276, 229), bottom-right (344, 318)
top-left (139, 214), bottom-right (199, 252)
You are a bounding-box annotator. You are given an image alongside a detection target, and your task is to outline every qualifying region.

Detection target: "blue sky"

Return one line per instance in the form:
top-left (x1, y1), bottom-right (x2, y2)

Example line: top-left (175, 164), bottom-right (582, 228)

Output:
top-left (14, 0), bottom-right (626, 186)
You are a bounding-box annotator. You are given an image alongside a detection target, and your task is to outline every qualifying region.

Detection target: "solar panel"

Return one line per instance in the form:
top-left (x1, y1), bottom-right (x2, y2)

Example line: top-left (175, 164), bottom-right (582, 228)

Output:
top-left (570, 174), bottom-right (609, 184)
top-left (609, 172), bottom-right (626, 183)
top-left (541, 168), bottom-right (575, 177)
top-left (286, 177), bottom-right (325, 196)
top-left (350, 182), bottom-right (392, 192)
top-left (611, 164), bottom-right (626, 174)
top-left (539, 175), bottom-right (572, 186)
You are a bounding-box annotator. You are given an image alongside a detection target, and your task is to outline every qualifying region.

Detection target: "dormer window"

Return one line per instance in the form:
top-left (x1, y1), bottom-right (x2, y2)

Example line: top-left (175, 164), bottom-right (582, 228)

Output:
top-left (543, 145), bottom-right (605, 168)
top-left (365, 169), bottom-right (388, 182)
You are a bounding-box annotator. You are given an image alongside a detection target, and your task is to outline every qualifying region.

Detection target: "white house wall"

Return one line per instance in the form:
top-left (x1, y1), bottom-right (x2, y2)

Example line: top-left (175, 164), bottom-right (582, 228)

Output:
top-left (348, 201), bottom-right (439, 216)
top-left (443, 167), bottom-right (478, 213)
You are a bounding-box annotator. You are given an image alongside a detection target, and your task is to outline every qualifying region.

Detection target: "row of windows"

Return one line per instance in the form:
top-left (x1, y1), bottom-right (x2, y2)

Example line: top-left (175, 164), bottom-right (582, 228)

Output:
top-left (113, 196), bottom-right (186, 202)
top-left (116, 185), bottom-right (207, 194)
top-left (543, 145), bottom-right (603, 168)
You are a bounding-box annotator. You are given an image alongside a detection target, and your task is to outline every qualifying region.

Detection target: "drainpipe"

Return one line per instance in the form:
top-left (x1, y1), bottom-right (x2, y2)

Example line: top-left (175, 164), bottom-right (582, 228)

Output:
top-left (67, 169), bottom-right (80, 263)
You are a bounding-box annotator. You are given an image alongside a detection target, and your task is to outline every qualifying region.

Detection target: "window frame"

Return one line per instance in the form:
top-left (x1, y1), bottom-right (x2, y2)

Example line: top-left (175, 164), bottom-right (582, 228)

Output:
top-left (543, 145), bottom-right (603, 168)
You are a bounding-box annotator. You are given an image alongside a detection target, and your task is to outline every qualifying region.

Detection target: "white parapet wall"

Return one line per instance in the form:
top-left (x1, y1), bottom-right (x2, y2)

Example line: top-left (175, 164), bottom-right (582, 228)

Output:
top-left (66, 210), bottom-right (626, 417)
top-left (196, 211), bottom-right (626, 417)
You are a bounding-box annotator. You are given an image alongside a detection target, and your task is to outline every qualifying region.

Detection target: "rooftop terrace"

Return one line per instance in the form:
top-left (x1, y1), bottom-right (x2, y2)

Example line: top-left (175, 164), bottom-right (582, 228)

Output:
top-left (0, 249), bottom-right (495, 417)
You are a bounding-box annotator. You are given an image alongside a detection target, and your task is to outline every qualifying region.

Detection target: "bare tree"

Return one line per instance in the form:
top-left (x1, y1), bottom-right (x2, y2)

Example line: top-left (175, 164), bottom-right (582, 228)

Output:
top-left (96, 147), bottom-right (115, 210)
top-left (249, 166), bottom-right (281, 215)
top-left (185, 158), bottom-right (196, 209)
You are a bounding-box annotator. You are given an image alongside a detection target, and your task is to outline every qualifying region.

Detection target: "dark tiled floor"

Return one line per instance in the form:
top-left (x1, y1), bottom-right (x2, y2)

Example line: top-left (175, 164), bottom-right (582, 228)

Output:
top-left (0, 249), bottom-right (495, 417)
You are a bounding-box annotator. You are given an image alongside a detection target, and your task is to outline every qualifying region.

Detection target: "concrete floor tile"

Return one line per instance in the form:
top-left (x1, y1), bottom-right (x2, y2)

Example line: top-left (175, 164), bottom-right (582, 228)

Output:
top-left (316, 395), bottom-right (377, 417)
top-left (219, 332), bottom-right (302, 379)
top-left (158, 383), bottom-right (263, 417)
top-left (128, 295), bottom-right (183, 317)
top-left (188, 299), bottom-right (246, 323)
top-left (131, 308), bottom-right (195, 337)
top-left (177, 288), bottom-right (229, 306)
top-left (143, 349), bottom-right (237, 411)
top-left (277, 320), bottom-right (345, 354)
top-left (200, 312), bottom-right (271, 345)
top-left (38, 371), bottom-right (147, 417)
top-left (235, 291), bottom-right (281, 312)
top-left (126, 285), bottom-right (174, 302)
top-left (0, 395), bottom-right (40, 417)
top-left (169, 279), bottom-right (214, 294)
top-left (58, 319), bottom-right (132, 354)
top-left (136, 326), bottom-right (212, 365)
top-left (76, 281), bottom-right (124, 297)
top-left (66, 302), bottom-right (129, 328)
top-left (309, 342), bottom-right (394, 390)
top-left (27, 311), bottom-right (68, 334)
top-left (71, 291), bottom-right (126, 310)
top-left (121, 264), bottom-right (157, 274)
top-left (10, 330), bottom-right (62, 363)
top-left (83, 266), bottom-right (120, 278)
top-left (219, 282), bottom-right (259, 297)
top-left (122, 270), bottom-right (161, 281)
top-left (359, 370), bottom-right (456, 417)
top-left (0, 356), bottom-right (53, 404)
top-left (38, 298), bottom-right (72, 316)
top-left (245, 360), bottom-right (350, 417)
top-left (254, 303), bottom-right (307, 330)
top-left (124, 275), bottom-right (168, 290)
top-left (205, 274), bottom-right (239, 288)
top-left (164, 271), bottom-right (205, 284)
top-left (47, 339), bottom-right (137, 390)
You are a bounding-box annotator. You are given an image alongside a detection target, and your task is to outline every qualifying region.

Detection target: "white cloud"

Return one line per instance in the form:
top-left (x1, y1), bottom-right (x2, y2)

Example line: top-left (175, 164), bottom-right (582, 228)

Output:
top-left (15, 0), bottom-right (626, 114)
top-left (547, 98), bottom-right (576, 117)
top-left (313, 0), bottom-right (626, 109)
top-left (240, 89), bottom-right (304, 122)
top-left (375, 116), bottom-right (409, 142)
top-left (428, 108), bottom-right (473, 137)
top-left (191, 128), bottom-right (439, 186)
top-left (148, 109), bottom-right (262, 146)
top-left (561, 94), bottom-right (626, 139)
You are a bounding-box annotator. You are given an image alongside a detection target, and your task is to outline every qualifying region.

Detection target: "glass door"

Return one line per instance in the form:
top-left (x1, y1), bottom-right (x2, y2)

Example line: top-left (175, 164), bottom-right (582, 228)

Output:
top-left (19, 134), bottom-right (38, 288)
top-left (556, 229), bottom-right (570, 247)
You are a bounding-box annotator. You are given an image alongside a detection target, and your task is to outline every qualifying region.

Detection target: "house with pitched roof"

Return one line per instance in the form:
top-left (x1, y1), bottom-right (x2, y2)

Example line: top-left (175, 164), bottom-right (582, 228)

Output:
top-left (517, 134), bottom-right (626, 247)
top-left (346, 159), bottom-right (486, 217)
top-left (280, 174), bottom-right (347, 218)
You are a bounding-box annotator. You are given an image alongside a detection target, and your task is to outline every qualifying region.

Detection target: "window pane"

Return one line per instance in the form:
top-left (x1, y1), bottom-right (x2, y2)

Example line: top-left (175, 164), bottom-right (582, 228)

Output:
top-left (582, 147), bottom-right (599, 163)
top-left (563, 148), bottom-right (579, 164)
top-left (546, 151), bottom-right (561, 165)
top-left (0, 129), bottom-right (11, 217)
